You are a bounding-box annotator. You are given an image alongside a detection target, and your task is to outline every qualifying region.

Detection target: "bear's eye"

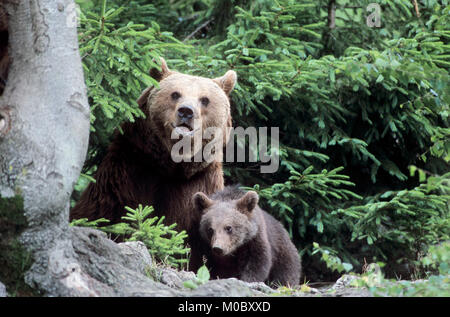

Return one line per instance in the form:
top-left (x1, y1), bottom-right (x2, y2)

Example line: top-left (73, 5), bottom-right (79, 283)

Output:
top-left (207, 227), bottom-right (214, 237)
top-left (200, 97), bottom-right (210, 107)
top-left (224, 226), bottom-right (233, 234)
top-left (171, 92), bottom-right (181, 100)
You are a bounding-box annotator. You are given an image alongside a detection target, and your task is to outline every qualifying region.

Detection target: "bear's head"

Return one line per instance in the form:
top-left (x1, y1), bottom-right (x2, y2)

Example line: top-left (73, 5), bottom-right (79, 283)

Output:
top-left (137, 58), bottom-right (237, 162)
top-left (193, 190), bottom-right (259, 257)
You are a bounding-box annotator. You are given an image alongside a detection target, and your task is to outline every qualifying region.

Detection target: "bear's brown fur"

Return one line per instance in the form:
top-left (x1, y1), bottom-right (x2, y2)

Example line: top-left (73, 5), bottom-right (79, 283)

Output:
top-left (70, 58), bottom-right (237, 270)
top-left (193, 186), bottom-right (301, 287)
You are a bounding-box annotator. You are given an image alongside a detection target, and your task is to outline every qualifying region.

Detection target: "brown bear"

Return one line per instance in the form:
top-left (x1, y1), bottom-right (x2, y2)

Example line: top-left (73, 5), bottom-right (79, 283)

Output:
top-left (193, 186), bottom-right (301, 287)
top-left (70, 58), bottom-right (237, 271)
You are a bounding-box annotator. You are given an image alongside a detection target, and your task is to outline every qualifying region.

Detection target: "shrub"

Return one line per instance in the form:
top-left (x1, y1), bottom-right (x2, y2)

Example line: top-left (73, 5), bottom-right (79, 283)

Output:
top-left (70, 205), bottom-right (190, 269)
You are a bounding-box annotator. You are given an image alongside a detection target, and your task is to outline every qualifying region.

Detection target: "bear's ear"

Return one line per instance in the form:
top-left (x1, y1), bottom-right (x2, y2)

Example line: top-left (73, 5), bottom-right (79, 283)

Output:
top-left (137, 86), bottom-right (153, 109)
top-left (149, 57), bottom-right (172, 82)
top-left (213, 70), bottom-right (237, 95)
top-left (193, 192), bottom-right (213, 213)
top-left (236, 191), bottom-right (259, 215)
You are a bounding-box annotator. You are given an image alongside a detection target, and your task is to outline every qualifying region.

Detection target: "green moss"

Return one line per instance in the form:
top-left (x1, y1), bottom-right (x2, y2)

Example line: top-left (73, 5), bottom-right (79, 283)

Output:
top-left (0, 195), bottom-right (38, 296)
top-left (0, 195), bottom-right (26, 226)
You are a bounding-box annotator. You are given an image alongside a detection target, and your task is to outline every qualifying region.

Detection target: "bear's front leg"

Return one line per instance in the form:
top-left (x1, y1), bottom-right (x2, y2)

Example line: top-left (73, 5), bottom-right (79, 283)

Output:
top-left (238, 245), bottom-right (272, 283)
top-left (239, 260), bottom-right (271, 283)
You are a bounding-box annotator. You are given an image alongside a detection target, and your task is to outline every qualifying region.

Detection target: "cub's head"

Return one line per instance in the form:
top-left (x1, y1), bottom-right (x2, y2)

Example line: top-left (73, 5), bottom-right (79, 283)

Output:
top-left (137, 58), bottom-right (237, 160)
top-left (193, 191), bottom-right (259, 257)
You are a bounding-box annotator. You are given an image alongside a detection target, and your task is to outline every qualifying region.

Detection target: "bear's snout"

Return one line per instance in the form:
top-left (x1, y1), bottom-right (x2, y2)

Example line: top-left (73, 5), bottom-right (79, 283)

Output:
top-left (173, 103), bottom-right (200, 135)
top-left (211, 233), bottom-right (231, 257)
top-left (212, 246), bottom-right (224, 256)
top-left (176, 104), bottom-right (195, 131)
top-left (177, 105), bottom-right (194, 120)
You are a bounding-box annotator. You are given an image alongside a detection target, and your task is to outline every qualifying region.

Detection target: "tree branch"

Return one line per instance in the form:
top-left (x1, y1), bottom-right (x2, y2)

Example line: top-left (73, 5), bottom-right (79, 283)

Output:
top-left (183, 19), bottom-right (213, 42)
top-left (412, 0), bottom-right (421, 18)
top-left (328, 0), bottom-right (336, 29)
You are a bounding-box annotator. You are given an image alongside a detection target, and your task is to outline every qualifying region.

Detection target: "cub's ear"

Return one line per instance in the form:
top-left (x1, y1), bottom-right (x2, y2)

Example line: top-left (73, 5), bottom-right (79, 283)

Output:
top-left (193, 192), bottom-right (213, 213)
top-left (213, 70), bottom-right (237, 95)
top-left (236, 191), bottom-right (259, 215)
top-left (149, 57), bottom-right (172, 82)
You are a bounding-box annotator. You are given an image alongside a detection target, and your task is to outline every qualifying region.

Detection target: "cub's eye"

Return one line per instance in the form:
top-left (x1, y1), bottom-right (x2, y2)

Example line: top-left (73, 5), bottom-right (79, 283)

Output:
top-left (171, 92), bottom-right (181, 100)
top-left (224, 226), bottom-right (232, 234)
top-left (200, 97), bottom-right (210, 107)
top-left (207, 227), bottom-right (214, 237)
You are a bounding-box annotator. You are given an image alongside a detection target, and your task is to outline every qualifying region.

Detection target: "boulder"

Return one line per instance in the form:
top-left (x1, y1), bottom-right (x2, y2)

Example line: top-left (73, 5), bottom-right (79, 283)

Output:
top-left (69, 227), bottom-right (272, 297)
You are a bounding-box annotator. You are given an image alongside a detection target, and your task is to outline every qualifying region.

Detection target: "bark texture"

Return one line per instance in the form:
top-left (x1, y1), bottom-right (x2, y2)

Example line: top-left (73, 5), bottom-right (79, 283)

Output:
top-left (0, 0), bottom-right (91, 296)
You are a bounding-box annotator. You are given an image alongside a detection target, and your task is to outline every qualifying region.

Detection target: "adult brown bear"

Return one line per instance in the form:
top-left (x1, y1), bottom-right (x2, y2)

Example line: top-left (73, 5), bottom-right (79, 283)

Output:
top-left (70, 58), bottom-right (237, 271)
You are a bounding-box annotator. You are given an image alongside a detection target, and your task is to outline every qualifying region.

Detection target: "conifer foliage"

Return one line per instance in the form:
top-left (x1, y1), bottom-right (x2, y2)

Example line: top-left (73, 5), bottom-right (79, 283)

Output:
top-left (74, 0), bottom-right (449, 281)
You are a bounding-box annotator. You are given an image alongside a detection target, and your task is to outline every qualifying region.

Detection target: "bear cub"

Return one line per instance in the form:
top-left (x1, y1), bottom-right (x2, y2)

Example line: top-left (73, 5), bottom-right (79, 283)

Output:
top-left (193, 186), bottom-right (301, 287)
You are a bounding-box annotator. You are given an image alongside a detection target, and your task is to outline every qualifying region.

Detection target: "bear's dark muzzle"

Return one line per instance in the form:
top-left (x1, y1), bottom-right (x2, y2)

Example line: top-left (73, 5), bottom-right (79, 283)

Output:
top-left (177, 105), bottom-right (194, 120)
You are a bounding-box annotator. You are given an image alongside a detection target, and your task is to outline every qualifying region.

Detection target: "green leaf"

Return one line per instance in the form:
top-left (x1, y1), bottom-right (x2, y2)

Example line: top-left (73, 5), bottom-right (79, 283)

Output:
top-left (342, 262), bottom-right (353, 272)
top-left (196, 265), bottom-right (210, 284)
top-left (183, 280), bottom-right (198, 290)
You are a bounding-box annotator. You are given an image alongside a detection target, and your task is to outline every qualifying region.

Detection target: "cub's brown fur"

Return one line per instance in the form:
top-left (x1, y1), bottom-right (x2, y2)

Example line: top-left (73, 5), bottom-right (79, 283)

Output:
top-left (193, 186), bottom-right (301, 286)
top-left (70, 58), bottom-right (237, 271)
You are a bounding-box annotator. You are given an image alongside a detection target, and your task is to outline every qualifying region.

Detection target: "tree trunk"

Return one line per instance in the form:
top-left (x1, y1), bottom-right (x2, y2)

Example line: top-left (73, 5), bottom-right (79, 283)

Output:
top-left (0, 0), bottom-right (91, 296)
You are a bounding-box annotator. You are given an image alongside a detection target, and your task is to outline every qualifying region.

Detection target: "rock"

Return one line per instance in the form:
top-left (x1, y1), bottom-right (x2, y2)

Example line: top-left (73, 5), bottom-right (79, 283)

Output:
top-left (325, 274), bottom-right (372, 297)
top-left (326, 287), bottom-right (373, 297)
top-left (70, 226), bottom-right (176, 296)
top-left (245, 281), bottom-right (277, 295)
top-left (155, 267), bottom-right (196, 289)
top-left (331, 274), bottom-right (361, 290)
top-left (0, 281), bottom-right (7, 297)
top-left (69, 226), bottom-right (271, 297)
top-left (189, 278), bottom-right (274, 297)
top-left (18, 225), bottom-right (375, 297)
